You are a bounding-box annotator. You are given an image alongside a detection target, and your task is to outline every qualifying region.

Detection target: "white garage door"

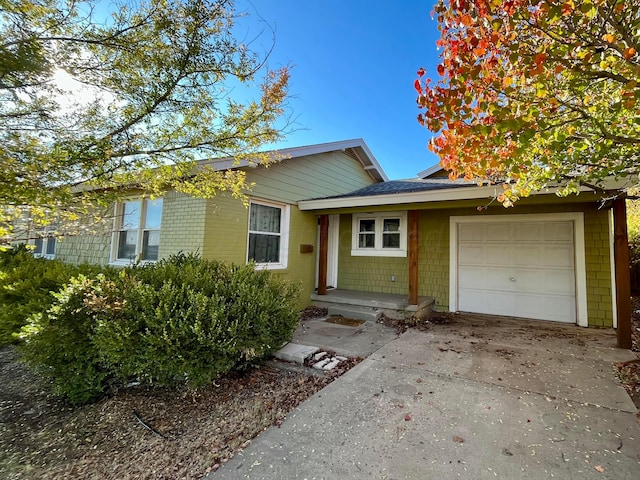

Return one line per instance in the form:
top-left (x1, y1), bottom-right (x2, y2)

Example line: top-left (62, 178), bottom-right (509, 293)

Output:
top-left (456, 220), bottom-right (576, 323)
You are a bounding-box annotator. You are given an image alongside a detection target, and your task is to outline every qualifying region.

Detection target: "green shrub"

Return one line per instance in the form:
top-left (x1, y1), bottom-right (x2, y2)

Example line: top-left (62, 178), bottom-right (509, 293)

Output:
top-left (20, 253), bottom-right (300, 403)
top-left (19, 274), bottom-right (118, 404)
top-left (94, 253), bottom-right (301, 388)
top-left (0, 246), bottom-right (108, 345)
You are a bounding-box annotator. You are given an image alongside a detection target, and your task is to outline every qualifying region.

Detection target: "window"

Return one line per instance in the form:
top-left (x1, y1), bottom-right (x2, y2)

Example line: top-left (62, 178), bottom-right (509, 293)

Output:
top-left (32, 236), bottom-right (57, 259)
top-left (112, 198), bottom-right (163, 263)
top-left (351, 212), bottom-right (407, 257)
top-left (247, 199), bottom-right (289, 269)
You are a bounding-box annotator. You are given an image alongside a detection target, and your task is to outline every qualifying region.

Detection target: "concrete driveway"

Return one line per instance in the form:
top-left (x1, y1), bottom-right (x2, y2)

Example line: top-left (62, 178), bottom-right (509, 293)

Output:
top-left (211, 315), bottom-right (640, 480)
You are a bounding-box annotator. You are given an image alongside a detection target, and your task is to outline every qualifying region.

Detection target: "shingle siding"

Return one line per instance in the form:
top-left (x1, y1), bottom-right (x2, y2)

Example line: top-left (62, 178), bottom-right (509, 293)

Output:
top-left (334, 201), bottom-right (614, 327)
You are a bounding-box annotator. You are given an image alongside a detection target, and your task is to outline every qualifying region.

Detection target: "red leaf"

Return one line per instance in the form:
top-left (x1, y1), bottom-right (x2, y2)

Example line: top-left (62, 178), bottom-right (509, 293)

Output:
top-left (414, 79), bottom-right (422, 94)
top-left (417, 67), bottom-right (426, 77)
top-left (437, 64), bottom-right (445, 76)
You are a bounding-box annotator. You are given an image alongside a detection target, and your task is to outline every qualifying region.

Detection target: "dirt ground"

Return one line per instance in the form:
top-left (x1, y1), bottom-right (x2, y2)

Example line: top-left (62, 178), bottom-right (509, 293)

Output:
top-left (1, 306), bottom-right (639, 480)
top-left (0, 343), bottom-right (360, 480)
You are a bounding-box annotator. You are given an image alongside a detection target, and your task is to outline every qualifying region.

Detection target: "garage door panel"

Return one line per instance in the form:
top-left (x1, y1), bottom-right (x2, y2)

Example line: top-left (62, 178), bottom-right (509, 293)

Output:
top-left (510, 294), bottom-right (575, 323)
top-left (458, 289), bottom-right (512, 316)
top-left (544, 222), bottom-right (573, 242)
top-left (543, 245), bottom-right (574, 267)
top-left (485, 245), bottom-right (508, 264)
top-left (485, 223), bottom-right (511, 241)
top-left (456, 220), bottom-right (577, 323)
top-left (458, 244), bottom-right (483, 264)
top-left (512, 223), bottom-right (543, 242)
top-left (541, 270), bottom-right (575, 295)
top-left (459, 224), bottom-right (483, 241)
top-left (512, 245), bottom-right (542, 266)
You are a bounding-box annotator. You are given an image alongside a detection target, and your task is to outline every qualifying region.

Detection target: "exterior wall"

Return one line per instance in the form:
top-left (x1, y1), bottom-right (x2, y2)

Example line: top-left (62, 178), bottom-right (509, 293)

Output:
top-left (247, 151), bottom-right (376, 204)
top-left (158, 191), bottom-right (207, 259)
top-left (56, 232), bottom-right (111, 265)
top-left (200, 194), bottom-right (317, 309)
top-left (334, 201), bottom-right (614, 327)
top-left (337, 214), bottom-right (409, 295)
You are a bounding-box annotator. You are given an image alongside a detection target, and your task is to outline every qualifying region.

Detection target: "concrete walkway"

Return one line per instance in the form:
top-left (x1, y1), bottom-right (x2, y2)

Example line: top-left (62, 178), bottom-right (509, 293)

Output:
top-left (210, 316), bottom-right (640, 480)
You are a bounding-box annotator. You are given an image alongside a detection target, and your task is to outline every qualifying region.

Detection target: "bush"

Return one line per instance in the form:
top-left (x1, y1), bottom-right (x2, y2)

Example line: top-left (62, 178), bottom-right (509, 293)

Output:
top-left (94, 253), bottom-right (301, 388)
top-left (20, 253), bottom-right (300, 404)
top-left (19, 275), bottom-right (118, 404)
top-left (0, 245), bottom-right (108, 345)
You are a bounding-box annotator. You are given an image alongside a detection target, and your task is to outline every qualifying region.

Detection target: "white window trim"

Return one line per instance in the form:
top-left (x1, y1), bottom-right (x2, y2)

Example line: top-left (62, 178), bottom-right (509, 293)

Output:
top-left (110, 197), bottom-right (163, 266)
top-left (31, 236), bottom-right (57, 260)
top-left (247, 198), bottom-right (290, 270)
top-left (351, 211), bottom-right (407, 257)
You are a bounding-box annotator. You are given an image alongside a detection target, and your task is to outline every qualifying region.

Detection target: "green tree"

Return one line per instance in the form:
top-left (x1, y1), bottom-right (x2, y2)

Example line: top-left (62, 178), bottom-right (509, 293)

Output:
top-left (1, 0), bottom-right (289, 241)
top-left (415, 0), bottom-right (639, 205)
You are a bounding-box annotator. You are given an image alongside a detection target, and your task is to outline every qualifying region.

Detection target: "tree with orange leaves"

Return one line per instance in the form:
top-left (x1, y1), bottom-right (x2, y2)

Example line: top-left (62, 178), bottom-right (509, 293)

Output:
top-left (415, 0), bottom-right (639, 205)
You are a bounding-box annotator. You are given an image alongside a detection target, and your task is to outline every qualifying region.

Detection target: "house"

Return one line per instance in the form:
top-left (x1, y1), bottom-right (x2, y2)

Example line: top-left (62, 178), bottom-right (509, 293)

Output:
top-left (38, 138), bottom-right (630, 337)
top-left (299, 162), bottom-right (630, 333)
top-left (47, 139), bottom-right (386, 309)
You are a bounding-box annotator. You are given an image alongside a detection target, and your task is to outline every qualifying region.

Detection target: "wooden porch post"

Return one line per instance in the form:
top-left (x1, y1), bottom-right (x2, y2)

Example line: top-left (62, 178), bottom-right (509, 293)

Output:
top-left (613, 199), bottom-right (632, 349)
top-left (318, 214), bottom-right (329, 295)
top-left (408, 210), bottom-right (419, 305)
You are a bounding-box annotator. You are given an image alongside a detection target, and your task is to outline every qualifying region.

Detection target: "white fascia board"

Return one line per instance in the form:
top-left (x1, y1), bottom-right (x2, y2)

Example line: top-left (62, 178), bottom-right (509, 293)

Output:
top-left (417, 164), bottom-right (443, 178)
top-left (297, 180), bottom-right (627, 211)
top-left (298, 185), bottom-right (502, 210)
top-left (196, 139), bottom-right (389, 181)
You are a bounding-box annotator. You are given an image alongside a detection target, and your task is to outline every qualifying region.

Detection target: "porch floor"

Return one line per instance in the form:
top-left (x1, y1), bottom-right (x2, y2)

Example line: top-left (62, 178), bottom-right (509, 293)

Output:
top-left (310, 289), bottom-right (434, 321)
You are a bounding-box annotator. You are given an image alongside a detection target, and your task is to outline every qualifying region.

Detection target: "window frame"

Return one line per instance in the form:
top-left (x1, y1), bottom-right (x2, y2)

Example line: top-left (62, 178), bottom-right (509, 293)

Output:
top-left (351, 211), bottom-right (407, 257)
top-left (246, 198), bottom-right (290, 270)
top-left (31, 235), bottom-right (57, 259)
top-left (110, 197), bottom-right (163, 265)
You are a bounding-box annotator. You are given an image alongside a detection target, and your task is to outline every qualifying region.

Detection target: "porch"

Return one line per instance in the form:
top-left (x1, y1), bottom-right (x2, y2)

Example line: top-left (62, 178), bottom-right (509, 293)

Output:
top-left (310, 288), bottom-right (434, 322)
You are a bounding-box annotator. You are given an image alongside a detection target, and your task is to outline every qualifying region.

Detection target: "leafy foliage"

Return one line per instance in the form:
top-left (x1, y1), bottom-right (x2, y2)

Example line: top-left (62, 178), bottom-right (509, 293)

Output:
top-left (19, 253), bottom-right (300, 404)
top-left (1, 0), bottom-right (290, 242)
top-left (0, 245), bottom-right (107, 345)
top-left (416, 0), bottom-right (640, 204)
top-left (19, 274), bottom-right (118, 404)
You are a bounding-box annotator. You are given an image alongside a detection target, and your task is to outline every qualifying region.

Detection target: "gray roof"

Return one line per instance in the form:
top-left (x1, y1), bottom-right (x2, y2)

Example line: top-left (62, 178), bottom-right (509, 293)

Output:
top-left (308, 177), bottom-right (475, 201)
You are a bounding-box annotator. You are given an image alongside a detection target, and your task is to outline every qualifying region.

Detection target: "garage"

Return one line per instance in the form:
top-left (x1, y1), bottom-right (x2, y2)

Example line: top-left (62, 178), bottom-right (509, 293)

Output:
top-left (451, 214), bottom-right (587, 324)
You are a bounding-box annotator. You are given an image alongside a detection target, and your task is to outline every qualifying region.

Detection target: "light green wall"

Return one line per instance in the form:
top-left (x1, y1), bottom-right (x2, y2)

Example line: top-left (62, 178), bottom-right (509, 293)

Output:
top-left (336, 202), bottom-right (614, 327)
top-left (248, 151), bottom-right (375, 204)
top-left (158, 191), bottom-right (208, 258)
top-left (200, 195), bottom-right (318, 310)
top-left (56, 233), bottom-right (111, 265)
top-left (55, 150), bottom-right (378, 311)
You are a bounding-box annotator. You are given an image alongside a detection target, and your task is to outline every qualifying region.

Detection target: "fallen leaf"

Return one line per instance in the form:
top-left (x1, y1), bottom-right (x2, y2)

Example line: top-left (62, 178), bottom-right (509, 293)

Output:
top-left (595, 465), bottom-right (605, 473)
top-left (453, 436), bottom-right (464, 443)
top-left (416, 378), bottom-right (423, 383)
top-left (405, 414), bottom-right (412, 421)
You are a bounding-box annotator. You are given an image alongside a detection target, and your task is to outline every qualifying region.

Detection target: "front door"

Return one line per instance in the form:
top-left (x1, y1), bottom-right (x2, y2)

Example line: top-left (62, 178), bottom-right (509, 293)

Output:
top-left (315, 214), bottom-right (339, 289)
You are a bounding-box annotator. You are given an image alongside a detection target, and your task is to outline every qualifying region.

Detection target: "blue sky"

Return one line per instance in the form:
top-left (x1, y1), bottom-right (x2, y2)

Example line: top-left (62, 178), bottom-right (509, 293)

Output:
top-left (237, 1), bottom-right (442, 179)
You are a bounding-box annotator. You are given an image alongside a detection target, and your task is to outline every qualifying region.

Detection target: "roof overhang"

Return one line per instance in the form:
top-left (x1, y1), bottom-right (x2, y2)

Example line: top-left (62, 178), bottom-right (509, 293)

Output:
top-left (298, 177), bottom-right (629, 211)
top-left (198, 138), bottom-right (388, 183)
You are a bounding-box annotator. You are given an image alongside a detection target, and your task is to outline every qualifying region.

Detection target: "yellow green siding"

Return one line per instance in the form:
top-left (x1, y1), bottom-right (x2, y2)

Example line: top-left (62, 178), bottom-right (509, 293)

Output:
top-left (158, 191), bottom-right (208, 258)
top-left (55, 233), bottom-right (111, 265)
top-left (248, 151), bottom-right (375, 204)
top-left (334, 201), bottom-right (614, 327)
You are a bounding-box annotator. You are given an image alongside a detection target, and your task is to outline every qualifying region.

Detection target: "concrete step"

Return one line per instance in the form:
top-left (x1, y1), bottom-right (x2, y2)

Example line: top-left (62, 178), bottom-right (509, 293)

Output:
top-left (274, 343), bottom-right (319, 364)
top-left (327, 305), bottom-right (382, 322)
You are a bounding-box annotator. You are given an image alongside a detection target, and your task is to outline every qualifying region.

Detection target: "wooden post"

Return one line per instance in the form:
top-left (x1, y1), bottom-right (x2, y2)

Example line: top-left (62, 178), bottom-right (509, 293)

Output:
top-left (318, 214), bottom-right (329, 295)
top-left (613, 199), bottom-right (632, 349)
top-left (408, 210), bottom-right (419, 305)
